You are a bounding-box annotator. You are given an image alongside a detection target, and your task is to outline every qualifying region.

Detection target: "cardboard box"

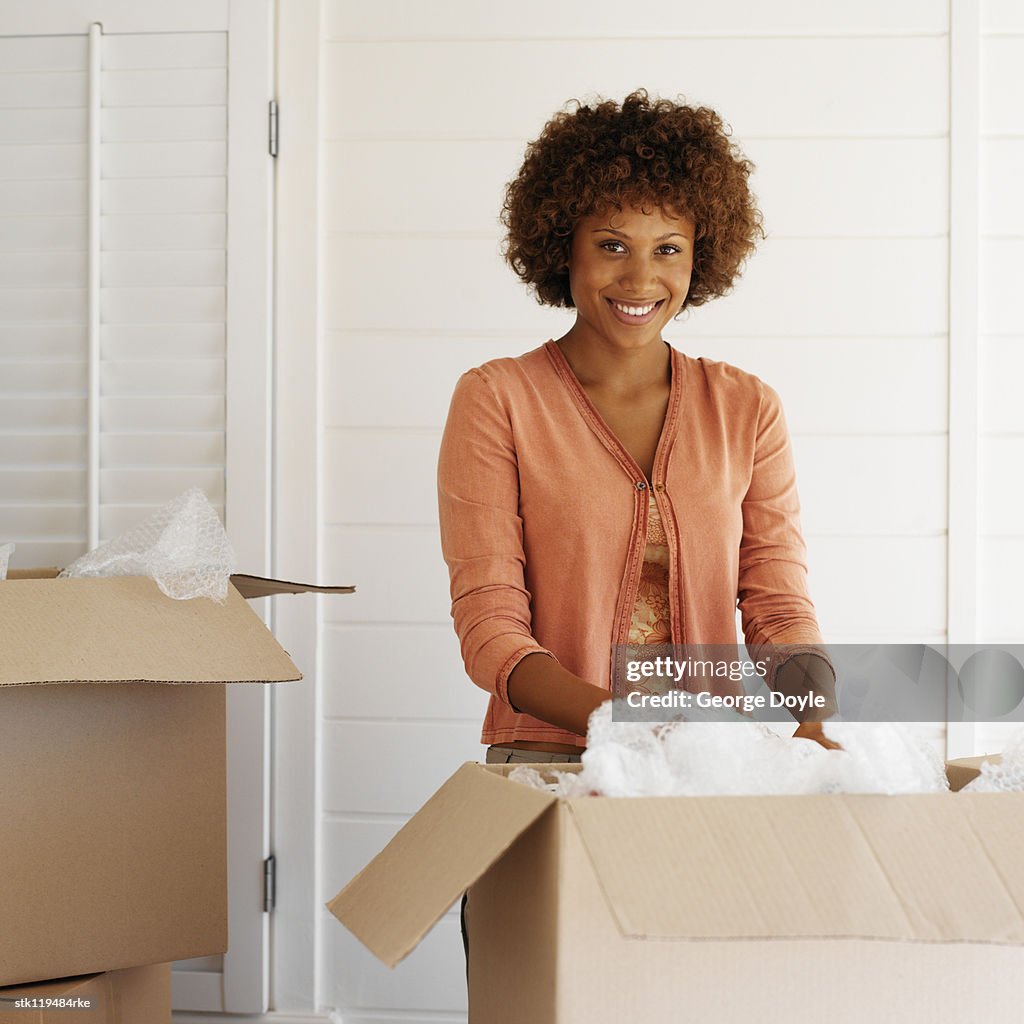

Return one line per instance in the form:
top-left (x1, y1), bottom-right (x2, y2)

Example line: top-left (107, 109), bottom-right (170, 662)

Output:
top-left (328, 757), bottom-right (1024, 1023)
top-left (0, 569), bottom-right (351, 987)
top-left (0, 963), bottom-right (170, 1024)
top-left (945, 753), bottom-right (1002, 792)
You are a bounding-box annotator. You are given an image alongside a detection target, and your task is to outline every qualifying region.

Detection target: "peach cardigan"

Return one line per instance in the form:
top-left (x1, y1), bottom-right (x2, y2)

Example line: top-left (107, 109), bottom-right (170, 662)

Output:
top-left (437, 340), bottom-right (827, 748)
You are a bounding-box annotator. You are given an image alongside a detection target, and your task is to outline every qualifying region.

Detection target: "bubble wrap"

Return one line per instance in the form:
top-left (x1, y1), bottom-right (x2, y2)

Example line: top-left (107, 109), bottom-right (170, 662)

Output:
top-left (962, 726), bottom-right (1024, 792)
top-left (0, 542), bottom-right (13, 580)
top-left (59, 487), bottom-right (237, 602)
top-left (508, 765), bottom-right (587, 797)
top-left (508, 701), bottom-right (949, 797)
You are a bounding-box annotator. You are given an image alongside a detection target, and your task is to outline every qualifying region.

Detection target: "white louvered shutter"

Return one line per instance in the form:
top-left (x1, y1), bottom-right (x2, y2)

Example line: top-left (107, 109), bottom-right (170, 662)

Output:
top-left (1, 30), bottom-right (228, 561)
top-left (0, 1), bottom-right (274, 1014)
top-left (1, 31), bottom-right (92, 564)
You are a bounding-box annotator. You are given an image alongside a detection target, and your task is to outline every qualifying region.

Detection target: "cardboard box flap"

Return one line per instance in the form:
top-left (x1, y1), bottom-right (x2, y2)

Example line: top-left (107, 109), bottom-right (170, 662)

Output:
top-left (0, 965), bottom-right (169, 1023)
top-left (946, 754), bottom-right (1000, 792)
top-left (5, 568), bottom-right (354, 600)
top-left (0, 972), bottom-right (112, 1023)
top-left (228, 574), bottom-right (355, 599)
top-left (568, 792), bottom-right (1024, 943)
top-left (0, 576), bottom-right (300, 686)
top-left (326, 762), bottom-right (557, 967)
top-left (0, 972), bottom-right (105, 999)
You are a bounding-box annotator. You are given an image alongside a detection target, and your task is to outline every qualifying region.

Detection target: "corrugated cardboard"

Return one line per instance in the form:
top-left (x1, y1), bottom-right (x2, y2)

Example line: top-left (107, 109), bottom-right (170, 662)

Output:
top-left (946, 753), bottom-right (1001, 792)
top-left (0, 570), bottom-right (348, 987)
top-left (228, 573), bottom-right (354, 599)
top-left (2, 576), bottom-right (300, 686)
top-left (0, 962), bottom-right (170, 1024)
top-left (328, 758), bottom-right (1024, 1023)
top-left (5, 567), bottom-right (355, 603)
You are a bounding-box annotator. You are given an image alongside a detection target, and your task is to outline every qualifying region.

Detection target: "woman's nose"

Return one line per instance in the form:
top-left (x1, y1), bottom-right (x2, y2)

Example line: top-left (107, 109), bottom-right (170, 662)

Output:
top-left (619, 255), bottom-right (658, 292)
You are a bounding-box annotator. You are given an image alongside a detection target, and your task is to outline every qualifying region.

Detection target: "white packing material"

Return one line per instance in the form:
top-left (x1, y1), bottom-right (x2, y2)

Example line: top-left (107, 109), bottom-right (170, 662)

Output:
top-left (508, 700), bottom-right (950, 797)
top-left (59, 487), bottom-right (238, 602)
top-left (816, 719), bottom-right (951, 794)
top-left (962, 726), bottom-right (1024, 792)
top-left (507, 765), bottom-right (590, 798)
top-left (0, 542), bottom-right (13, 580)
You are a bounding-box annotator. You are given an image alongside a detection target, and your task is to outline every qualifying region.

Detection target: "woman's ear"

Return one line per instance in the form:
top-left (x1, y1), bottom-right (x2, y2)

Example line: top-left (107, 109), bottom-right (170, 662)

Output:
top-left (562, 231), bottom-right (575, 272)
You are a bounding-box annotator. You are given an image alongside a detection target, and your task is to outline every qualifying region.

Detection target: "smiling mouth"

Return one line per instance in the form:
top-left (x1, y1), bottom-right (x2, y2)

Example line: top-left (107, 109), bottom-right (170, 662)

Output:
top-left (606, 298), bottom-right (664, 324)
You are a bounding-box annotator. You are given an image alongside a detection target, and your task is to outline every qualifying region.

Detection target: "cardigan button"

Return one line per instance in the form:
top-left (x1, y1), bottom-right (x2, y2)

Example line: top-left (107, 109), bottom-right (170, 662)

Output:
top-left (636, 481), bottom-right (647, 491)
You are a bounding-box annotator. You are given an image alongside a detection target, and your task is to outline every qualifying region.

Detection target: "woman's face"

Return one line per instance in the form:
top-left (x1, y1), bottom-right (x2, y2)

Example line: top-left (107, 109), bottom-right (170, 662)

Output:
top-left (566, 203), bottom-right (695, 354)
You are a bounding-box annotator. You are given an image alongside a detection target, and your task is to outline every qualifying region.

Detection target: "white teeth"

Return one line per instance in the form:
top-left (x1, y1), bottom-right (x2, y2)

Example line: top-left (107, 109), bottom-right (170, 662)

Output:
top-left (613, 301), bottom-right (657, 316)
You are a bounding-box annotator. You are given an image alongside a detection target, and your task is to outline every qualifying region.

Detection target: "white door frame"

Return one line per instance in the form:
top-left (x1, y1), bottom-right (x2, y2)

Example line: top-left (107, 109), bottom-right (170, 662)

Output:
top-left (0, 0), bottom-right (278, 1012)
top-left (269, 0), bottom-right (323, 1014)
top-left (222, 0), bottom-right (277, 1015)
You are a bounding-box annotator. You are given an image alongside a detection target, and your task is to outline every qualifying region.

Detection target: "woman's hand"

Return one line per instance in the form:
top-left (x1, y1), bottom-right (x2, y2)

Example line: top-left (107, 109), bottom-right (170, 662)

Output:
top-left (791, 720), bottom-right (842, 750)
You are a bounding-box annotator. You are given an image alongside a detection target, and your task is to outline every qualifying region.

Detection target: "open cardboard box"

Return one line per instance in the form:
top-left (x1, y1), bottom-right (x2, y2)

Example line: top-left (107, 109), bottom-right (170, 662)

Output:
top-left (328, 754), bottom-right (1023, 1023)
top-left (0, 569), bottom-right (352, 987)
top-left (0, 962), bottom-right (170, 1024)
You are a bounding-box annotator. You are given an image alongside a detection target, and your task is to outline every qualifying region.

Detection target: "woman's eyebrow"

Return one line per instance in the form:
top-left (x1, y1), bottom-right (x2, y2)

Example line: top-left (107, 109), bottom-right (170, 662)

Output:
top-left (591, 228), bottom-right (689, 241)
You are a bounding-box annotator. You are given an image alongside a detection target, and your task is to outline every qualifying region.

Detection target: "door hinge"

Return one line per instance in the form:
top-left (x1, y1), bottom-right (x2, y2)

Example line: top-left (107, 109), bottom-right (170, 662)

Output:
top-left (269, 100), bottom-right (279, 158)
top-left (263, 853), bottom-right (276, 912)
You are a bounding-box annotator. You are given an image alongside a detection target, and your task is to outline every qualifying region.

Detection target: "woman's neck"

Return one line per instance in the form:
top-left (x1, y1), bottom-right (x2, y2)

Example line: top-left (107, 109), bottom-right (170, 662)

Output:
top-left (554, 327), bottom-right (671, 397)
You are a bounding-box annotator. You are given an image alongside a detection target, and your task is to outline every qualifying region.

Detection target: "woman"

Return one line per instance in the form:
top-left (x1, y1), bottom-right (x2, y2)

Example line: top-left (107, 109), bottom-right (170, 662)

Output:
top-left (437, 90), bottom-right (837, 769)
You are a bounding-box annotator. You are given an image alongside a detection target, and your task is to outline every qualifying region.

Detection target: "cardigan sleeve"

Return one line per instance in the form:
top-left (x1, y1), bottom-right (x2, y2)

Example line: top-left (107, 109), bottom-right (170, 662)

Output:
top-left (437, 368), bottom-right (556, 707)
top-left (737, 380), bottom-right (836, 693)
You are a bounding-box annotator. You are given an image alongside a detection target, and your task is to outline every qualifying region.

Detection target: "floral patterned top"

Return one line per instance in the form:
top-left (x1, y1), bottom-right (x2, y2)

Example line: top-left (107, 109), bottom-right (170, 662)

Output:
top-left (627, 494), bottom-right (672, 645)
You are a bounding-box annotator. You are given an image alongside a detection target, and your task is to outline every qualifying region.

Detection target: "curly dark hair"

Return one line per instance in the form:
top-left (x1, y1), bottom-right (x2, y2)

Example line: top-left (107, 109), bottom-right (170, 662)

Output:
top-left (501, 89), bottom-right (765, 311)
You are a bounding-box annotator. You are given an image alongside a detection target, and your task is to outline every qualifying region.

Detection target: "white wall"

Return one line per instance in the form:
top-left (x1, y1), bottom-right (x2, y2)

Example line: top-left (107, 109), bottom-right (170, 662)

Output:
top-left (291, 1), bottom-right (1023, 1018)
top-left (976, 0), bottom-right (1024, 751)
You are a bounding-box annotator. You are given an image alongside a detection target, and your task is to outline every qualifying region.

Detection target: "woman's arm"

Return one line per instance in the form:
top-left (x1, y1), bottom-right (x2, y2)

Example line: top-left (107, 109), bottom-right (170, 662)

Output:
top-left (439, 368), bottom-right (591, 722)
top-left (774, 652), bottom-right (837, 720)
top-left (738, 381), bottom-right (837, 723)
top-left (506, 652), bottom-right (609, 738)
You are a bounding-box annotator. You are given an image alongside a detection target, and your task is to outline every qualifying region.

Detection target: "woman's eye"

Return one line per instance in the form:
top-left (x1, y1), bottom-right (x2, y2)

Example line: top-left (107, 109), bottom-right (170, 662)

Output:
top-left (657, 245), bottom-right (681, 255)
top-left (600, 240), bottom-right (626, 253)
